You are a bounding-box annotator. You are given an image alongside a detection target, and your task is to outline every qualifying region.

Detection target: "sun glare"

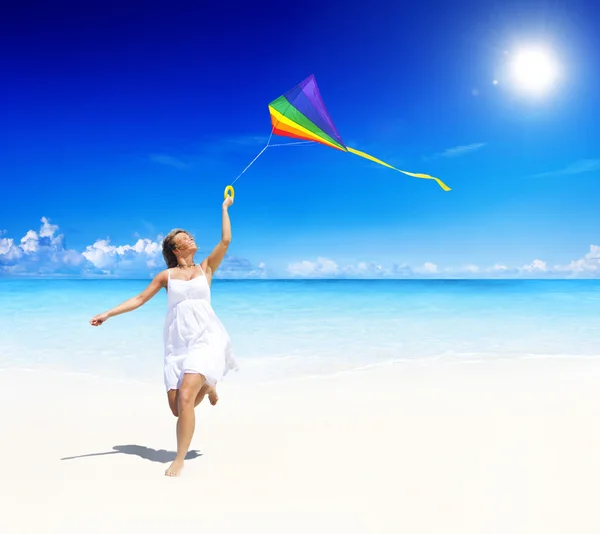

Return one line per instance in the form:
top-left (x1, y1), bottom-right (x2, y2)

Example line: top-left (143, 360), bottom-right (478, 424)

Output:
top-left (509, 47), bottom-right (560, 95)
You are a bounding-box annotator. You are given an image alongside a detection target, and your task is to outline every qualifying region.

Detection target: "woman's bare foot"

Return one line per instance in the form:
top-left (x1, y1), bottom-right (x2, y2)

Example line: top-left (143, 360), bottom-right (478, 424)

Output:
top-left (165, 458), bottom-right (184, 477)
top-left (194, 384), bottom-right (210, 407)
top-left (208, 386), bottom-right (219, 406)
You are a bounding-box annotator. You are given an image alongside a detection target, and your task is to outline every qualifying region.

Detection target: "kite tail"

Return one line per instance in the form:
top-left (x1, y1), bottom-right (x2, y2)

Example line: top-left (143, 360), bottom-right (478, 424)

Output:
top-left (346, 147), bottom-right (451, 192)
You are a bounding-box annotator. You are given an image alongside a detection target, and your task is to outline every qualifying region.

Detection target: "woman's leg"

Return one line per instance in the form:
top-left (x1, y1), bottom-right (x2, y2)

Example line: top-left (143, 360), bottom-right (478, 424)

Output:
top-left (165, 373), bottom-right (205, 477)
top-left (166, 383), bottom-right (217, 417)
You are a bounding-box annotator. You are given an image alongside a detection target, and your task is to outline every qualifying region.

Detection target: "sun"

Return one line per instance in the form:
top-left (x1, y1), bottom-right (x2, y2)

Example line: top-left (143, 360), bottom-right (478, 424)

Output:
top-left (508, 47), bottom-right (560, 95)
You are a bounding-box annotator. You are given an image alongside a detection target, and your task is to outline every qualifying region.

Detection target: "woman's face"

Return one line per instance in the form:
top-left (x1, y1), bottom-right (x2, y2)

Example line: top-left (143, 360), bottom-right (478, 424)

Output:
top-left (173, 232), bottom-right (197, 254)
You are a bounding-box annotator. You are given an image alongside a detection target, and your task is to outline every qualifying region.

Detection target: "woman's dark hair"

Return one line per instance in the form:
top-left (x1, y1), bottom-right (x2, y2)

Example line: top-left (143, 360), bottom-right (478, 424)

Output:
top-left (162, 229), bottom-right (189, 268)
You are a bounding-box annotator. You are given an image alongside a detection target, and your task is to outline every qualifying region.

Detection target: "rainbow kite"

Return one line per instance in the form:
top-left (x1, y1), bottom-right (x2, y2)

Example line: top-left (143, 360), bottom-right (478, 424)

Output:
top-left (224, 75), bottom-right (450, 200)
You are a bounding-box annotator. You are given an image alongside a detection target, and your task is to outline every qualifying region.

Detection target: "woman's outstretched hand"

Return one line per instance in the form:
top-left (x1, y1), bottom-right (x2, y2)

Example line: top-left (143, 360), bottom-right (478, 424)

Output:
top-left (223, 195), bottom-right (234, 209)
top-left (90, 312), bottom-right (109, 326)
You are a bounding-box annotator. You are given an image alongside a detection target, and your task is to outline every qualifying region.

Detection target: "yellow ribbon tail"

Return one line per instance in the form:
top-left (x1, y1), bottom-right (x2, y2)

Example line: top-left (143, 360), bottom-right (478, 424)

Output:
top-left (346, 147), bottom-right (451, 192)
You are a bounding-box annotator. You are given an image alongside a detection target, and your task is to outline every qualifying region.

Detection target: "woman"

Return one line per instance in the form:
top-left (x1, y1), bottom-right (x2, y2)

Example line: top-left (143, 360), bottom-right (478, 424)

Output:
top-left (90, 195), bottom-right (238, 477)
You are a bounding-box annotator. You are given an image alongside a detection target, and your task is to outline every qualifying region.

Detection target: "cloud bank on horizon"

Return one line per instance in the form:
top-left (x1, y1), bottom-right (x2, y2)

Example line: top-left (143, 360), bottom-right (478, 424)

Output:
top-left (0, 217), bottom-right (269, 279)
top-left (286, 253), bottom-right (600, 279)
top-left (1, 217), bottom-right (598, 279)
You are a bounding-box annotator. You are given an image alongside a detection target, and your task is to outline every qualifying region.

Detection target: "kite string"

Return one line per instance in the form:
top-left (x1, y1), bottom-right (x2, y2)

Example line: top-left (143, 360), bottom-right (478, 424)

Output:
top-left (230, 145), bottom-right (268, 186)
top-left (267, 141), bottom-right (314, 147)
top-left (229, 130), bottom-right (274, 186)
top-left (229, 128), bottom-right (313, 186)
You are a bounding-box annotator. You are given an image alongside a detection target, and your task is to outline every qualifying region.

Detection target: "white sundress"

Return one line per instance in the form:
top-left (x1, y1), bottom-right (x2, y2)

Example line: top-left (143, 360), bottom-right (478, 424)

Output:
top-left (163, 266), bottom-right (238, 391)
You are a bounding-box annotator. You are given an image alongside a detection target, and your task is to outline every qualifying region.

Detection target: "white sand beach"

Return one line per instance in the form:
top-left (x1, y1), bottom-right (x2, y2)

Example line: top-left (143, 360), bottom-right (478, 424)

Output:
top-left (2, 358), bottom-right (600, 534)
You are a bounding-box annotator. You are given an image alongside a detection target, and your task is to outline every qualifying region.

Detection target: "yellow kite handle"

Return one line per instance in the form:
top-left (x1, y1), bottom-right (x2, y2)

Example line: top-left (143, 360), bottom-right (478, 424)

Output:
top-left (224, 185), bottom-right (235, 200)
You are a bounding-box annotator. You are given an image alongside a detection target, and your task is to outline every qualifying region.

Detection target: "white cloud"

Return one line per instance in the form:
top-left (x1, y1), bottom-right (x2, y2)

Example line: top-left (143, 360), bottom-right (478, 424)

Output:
top-left (521, 259), bottom-right (547, 272)
top-left (15, 217), bottom-right (65, 256)
top-left (0, 238), bottom-right (11, 255)
top-left (20, 230), bottom-right (42, 253)
top-left (149, 154), bottom-right (189, 169)
top-left (0, 217), bottom-right (84, 275)
top-left (212, 256), bottom-right (271, 279)
top-left (287, 257), bottom-right (340, 278)
top-left (39, 217), bottom-right (59, 238)
top-left (287, 258), bottom-right (389, 278)
top-left (527, 159), bottom-right (600, 179)
top-left (390, 263), bottom-right (413, 277)
top-left (82, 237), bottom-right (162, 273)
top-left (0, 237), bottom-right (24, 267)
top-left (454, 264), bottom-right (480, 274)
top-left (287, 259), bottom-right (437, 279)
top-left (348, 261), bottom-right (385, 276)
top-left (554, 245), bottom-right (600, 277)
top-left (433, 142), bottom-right (486, 159)
top-left (420, 262), bottom-right (438, 274)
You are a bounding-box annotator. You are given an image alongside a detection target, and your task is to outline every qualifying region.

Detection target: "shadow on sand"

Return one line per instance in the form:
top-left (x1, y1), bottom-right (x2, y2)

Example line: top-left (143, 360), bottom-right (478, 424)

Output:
top-left (60, 445), bottom-right (202, 464)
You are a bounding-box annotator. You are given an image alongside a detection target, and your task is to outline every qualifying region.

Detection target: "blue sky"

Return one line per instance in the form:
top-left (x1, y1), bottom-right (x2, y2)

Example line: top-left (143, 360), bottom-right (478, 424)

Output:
top-left (2, 0), bottom-right (600, 278)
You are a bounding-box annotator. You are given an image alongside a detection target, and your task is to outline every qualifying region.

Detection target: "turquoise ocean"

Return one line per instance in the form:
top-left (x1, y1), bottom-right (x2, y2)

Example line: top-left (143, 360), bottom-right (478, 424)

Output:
top-left (1, 279), bottom-right (600, 385)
